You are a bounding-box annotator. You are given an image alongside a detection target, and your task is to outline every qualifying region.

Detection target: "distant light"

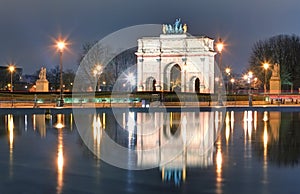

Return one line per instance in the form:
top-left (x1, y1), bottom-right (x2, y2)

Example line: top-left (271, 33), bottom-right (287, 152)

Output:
top-left (95, 64), bottom-right (102, 71)
top-left (225, 67), bottom-right (231, 74)
top-left (93, 64), bottom-right (103, 77)
top-left (93, 69), bottom-right (98, 76)
top-left (248, 71), bottom-right (253, 78)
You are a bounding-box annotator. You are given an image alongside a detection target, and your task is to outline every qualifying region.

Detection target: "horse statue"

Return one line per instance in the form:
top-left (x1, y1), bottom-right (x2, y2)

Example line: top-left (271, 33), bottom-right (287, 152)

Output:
top-left (163, 19), bottom-right (186, 34)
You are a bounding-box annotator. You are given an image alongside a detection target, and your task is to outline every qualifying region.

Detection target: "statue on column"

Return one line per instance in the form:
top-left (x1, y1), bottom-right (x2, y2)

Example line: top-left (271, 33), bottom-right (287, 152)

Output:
top-left (270, 63), bottom-right (281, 94)
top-left (36, 67), bottom-right (49, 92)
top-left (271, 63), bottom-right (280, 78)
top-left (39, 67), bottom-right (47, 80)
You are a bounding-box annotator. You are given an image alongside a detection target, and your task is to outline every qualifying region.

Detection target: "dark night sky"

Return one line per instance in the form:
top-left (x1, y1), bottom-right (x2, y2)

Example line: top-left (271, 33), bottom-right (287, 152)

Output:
top-left (1, 0), bottom-right (300, 74)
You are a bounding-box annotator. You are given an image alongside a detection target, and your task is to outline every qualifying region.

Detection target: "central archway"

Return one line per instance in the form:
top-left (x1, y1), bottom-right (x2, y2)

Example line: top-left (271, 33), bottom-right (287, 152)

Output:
top-left (170, 64), bottom-right (181, 92)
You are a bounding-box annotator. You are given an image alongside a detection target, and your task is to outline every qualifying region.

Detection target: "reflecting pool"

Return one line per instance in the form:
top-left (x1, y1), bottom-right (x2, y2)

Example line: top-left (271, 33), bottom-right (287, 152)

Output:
top-left (1, 110), bottom-right (300, 193)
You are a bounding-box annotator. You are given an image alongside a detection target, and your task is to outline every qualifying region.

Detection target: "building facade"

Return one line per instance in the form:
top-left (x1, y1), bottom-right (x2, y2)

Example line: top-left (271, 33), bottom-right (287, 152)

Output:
top-left (136, 24), bottom-right (216, 93)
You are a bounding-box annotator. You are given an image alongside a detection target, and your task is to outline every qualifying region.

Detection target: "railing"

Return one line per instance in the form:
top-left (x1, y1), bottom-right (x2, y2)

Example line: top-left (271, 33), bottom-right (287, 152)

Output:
top-left (2, 91), bottom-right (300, 108)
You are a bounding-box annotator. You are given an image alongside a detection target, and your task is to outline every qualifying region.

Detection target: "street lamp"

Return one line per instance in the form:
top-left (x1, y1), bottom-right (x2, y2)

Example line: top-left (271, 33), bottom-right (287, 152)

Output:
top-left (230, 78), bottom-right (235, 94)
top-left (93, 64), bottom-right (102, 91)
top-left (244, 71), bottom-right (253, 106)
top-left (102, 81), bottom-right (106, 91)
top-left (225, 67), bottom-right (230, 74)
top-left (8, 65), bottom-right (15, 92)
top-left (216, 38), bottom-right (224, 105)
top-left (225, 67), bottom-right (231, 94)
top-left (57, 40), bottom-right (66, 107)
top-left (263, 63), bottom-right (269, 94)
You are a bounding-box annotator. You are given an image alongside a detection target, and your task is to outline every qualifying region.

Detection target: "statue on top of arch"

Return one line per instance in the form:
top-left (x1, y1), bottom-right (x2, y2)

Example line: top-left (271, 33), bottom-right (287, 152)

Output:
top-left (162, 18), bottom-right (187, 34)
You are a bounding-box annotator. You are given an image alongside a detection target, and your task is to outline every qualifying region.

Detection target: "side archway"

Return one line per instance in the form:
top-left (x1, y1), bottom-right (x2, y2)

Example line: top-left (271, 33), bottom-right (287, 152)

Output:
top-left (195, 78), bottom-right (200, 93)
top-left (190, 76), bottom-right (201, 93)
top-left (145, 77), bottom-right (156, 91)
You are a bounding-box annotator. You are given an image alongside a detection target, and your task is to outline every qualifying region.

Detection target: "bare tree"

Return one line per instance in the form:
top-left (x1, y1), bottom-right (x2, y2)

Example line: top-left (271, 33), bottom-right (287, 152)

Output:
top-left (77, 41), bottom-right (97, 65)
top-left (40, 65), bottom-right (75, 91)
top-left (77, 41), bottom-right (137, 91)
top-left (249, 34), bottom-right (300, 90)
top-left (105, 47), bottom-right (137, 86)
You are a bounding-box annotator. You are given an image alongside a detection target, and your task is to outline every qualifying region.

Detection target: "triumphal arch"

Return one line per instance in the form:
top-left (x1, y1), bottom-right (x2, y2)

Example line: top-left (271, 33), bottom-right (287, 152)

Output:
top-left (136, 19), bottom-right (216, 93)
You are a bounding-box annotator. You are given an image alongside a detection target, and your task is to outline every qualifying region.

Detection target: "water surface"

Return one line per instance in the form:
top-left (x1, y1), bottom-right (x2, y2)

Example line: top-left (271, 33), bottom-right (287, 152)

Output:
top-left (0, 110), bottom-right (300, 193)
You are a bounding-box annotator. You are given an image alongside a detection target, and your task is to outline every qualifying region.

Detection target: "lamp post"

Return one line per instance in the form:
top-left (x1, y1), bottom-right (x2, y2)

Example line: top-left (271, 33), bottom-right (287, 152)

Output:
top-left (216, 39), bottom-right (224, 106)
top-left (8, 65), bottom-right (15, 92)
top-left (215, 77), bottom-right (220, 94)
top-left (245, 71), bottom-right (253, 107)
top-left (230, 78), bottom-right (235, 94)
top-left (263, 63), bottom-right (269, 95)
top-left (93, 64), bottom-right (102, 91)
top-left (225, 67), bottom-right (231, 94)
top-left (102, 81), bottom-right (106, 91)
top-left (57, 41), bottom-right (65, 107)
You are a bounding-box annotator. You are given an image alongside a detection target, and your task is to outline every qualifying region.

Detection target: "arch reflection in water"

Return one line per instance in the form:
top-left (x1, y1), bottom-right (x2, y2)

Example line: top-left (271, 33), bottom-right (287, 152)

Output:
top-left (139, 111), bottom-right (219, 184)
top-left (78, 110), bottom-right (224, 182)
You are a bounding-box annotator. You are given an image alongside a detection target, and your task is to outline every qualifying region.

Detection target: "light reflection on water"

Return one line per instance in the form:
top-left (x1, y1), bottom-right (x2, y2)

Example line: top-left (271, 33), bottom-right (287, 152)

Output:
top-left (55, 114), bottom-right (65, 194)
top-left (215, 136), bottom-right (222, 194)
top-left (263, 116), bottom-right (269, 185)
top-left (2, 110), bottom-right (300, 193)
top-left (8, 114), bottom-right (14, 178)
